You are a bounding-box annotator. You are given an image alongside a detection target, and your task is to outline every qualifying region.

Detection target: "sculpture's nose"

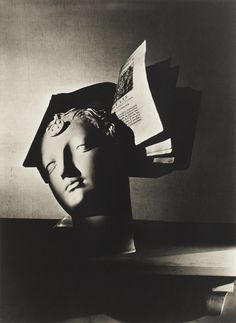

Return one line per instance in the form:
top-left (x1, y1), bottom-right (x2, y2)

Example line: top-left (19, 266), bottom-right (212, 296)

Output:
top-left (60, 145), bottom-right (81, 179)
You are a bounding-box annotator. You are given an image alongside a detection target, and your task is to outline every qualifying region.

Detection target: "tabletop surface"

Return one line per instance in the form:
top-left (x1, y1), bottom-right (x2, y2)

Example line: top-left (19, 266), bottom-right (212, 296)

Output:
top-left (1, 218), bottom-right (236, 277)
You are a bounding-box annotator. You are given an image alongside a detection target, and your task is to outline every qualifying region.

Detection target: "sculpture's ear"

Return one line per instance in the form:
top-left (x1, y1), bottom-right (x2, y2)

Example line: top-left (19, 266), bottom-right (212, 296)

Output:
top-left (103, 121), bottom-right (116, 137)
top-left (106, 113), bottom-right (135, 146)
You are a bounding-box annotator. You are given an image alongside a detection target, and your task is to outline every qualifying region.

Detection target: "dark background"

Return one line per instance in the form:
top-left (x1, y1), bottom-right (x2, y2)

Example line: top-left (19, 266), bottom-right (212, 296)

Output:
top-left (1, 0), bottom-right (235, 223)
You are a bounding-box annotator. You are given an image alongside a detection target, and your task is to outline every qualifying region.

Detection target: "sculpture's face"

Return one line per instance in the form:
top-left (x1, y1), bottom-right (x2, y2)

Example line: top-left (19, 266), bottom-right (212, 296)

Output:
top-left (41, 118), bottom-right (125, 217)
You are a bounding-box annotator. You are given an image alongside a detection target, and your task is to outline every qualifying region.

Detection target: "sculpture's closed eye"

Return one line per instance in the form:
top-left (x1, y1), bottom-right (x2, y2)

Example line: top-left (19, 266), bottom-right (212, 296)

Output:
top-left (46, 161), bottom-right (57, 174)
top-left (75, 140), bottom-right (97, 152)
top-left (75, 144), bottom-right (87, 152)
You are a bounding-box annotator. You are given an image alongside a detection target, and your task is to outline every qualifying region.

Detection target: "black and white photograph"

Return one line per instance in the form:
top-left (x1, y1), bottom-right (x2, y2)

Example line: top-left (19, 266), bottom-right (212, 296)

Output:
top-left (0, 1), bottom-right (236, 322)
top-left (114, 64), bottom-right (134, 101)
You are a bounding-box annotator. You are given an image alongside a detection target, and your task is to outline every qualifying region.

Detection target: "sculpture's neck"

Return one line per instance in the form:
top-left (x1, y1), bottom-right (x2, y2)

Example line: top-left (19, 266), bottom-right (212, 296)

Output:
top-left (54, 212), bottom-right (136, 255)
top-left (72, 176), bottom-right (133, 221)
top-left (58, 178), bottom-right (135, 255)
top-left (75, 213), bottom-right (136, 254)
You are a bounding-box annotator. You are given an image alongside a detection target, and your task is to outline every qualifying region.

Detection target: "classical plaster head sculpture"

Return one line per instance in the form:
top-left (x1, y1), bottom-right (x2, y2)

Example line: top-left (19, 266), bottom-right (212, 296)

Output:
top-left (40, 107), bottom-right (133, 220)
top-left (23, 63), bottom-right (201, 255)
top-left (23, 82), bottom-right (136, 254)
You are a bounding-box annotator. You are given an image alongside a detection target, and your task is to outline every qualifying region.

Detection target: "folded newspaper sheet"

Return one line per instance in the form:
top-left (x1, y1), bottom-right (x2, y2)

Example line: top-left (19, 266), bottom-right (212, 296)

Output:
top-left (112, 41), bottom-right (163, 146)
top-left (112, 41), bottom-right (174, 164)
top-left (145, 139), bottom-right (172, 156)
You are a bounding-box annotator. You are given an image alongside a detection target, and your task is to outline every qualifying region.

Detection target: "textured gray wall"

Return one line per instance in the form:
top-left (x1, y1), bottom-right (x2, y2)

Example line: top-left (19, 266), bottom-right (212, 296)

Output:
top-left (1, 0), bottom-right (235, 222)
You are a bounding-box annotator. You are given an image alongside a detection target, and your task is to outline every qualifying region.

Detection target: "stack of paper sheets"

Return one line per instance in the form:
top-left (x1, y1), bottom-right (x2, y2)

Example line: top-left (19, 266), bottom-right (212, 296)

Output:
top-left (112, 41), bottom-right (175, 167)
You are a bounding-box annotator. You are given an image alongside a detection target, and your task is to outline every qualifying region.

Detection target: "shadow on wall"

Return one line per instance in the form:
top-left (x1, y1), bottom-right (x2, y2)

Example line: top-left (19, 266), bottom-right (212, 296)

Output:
top-left (132, 59), bottom-right (201, 178)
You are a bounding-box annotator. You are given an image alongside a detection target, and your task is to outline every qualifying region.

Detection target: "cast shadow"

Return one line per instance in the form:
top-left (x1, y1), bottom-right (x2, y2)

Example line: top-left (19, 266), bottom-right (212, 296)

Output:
top-left (131, 59), bottom-right (201, 178)
top-left (1, 220), bottom-right (232, 323)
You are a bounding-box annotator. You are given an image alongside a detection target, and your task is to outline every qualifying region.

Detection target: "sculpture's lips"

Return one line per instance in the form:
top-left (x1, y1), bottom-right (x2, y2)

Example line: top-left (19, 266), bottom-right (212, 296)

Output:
top-left (66, 179), bottom-right (84, 192)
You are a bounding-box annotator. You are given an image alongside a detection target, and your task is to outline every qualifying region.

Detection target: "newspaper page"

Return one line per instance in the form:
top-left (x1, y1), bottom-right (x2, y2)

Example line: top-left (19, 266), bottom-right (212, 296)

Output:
top-left (112, 41), bottom-right (163, 145)
top-left (145, 139), bottom-right (172, 156)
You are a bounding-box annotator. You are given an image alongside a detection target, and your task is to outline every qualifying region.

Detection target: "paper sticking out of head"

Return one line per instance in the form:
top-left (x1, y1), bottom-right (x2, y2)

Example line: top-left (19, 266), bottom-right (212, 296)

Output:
top-left (23, 61), bottom-right (201, 180)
